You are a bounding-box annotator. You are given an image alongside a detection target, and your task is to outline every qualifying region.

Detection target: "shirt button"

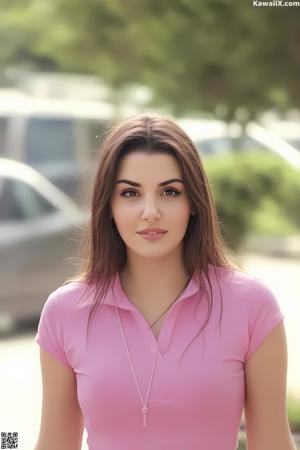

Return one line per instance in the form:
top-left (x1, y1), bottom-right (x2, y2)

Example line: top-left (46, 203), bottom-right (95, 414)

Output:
top-left (150, 346), bottom-right (156, 352)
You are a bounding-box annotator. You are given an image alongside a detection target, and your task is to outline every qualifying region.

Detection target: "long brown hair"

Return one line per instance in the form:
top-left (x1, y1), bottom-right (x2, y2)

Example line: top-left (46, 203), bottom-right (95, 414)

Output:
top-left (65, 112), bottom-right (242, 359)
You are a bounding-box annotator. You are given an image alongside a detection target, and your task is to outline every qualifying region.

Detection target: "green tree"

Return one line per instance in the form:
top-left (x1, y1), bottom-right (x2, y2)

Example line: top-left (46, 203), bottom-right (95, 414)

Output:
top-left (1, 0), bottom-right (299, 119)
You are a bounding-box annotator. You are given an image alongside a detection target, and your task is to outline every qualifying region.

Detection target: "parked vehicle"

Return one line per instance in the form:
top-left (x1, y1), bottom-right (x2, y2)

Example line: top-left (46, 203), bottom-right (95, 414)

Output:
top-left (177, 118), bottom-right (300, 168)
top-left (259, 119), bottom-right (300, 152)
top-left (0, 158), bottom-right (88, 333)
top-left (0, 92), bottom-right (116, 207)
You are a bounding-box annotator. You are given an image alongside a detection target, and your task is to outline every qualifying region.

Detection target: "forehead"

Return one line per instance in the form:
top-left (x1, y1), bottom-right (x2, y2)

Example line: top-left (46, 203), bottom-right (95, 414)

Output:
top-left (116, 152), bottom-right (182, 178)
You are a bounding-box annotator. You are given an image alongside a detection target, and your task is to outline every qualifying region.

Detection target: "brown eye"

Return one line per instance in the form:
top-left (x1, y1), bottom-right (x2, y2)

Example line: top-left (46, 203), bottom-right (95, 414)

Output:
top-left (120, 190), bottom-right (137, 197)
top-left (163, 188), bottom-right (180, 197)
top-left (120, 188), bottom-right (181, 198)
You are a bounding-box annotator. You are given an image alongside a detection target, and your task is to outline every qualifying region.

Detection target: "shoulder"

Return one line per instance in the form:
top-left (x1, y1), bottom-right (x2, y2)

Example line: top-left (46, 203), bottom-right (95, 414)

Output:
top-left (42, 281), bottom-right (95, 318)
top-left (215, 266), bottom-right (278, 306)
top-left (221, 270), bottom-right (285, 337)
top-left (210, 266), bottom-right (284, 326)
top-left (212, 267), bottom-right (284, 361)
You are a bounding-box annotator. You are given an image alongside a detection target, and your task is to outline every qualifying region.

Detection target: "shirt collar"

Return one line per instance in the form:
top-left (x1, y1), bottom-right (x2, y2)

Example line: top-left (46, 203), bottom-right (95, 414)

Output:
top-left (103, 269), bottom-right (203, 311)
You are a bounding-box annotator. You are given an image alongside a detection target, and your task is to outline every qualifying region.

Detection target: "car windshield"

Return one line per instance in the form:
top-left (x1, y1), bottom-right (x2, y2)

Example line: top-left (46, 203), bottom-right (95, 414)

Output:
top-left (0, 116), bottom-right (8, 156)
top-left (286, 138), bottom-right (300, 151)
top-left (0, 177), bottom-right (56, 222)
top-left (195, 137), bottom-right (232, 155)
top-left (195, 135), bottom-right (273, 155)
top-left (24, 117), bottom-right (75, 164)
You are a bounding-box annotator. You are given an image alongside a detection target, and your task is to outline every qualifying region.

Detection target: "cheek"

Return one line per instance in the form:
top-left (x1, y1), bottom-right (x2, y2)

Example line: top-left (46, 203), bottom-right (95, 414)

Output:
top-left (111, 196), bottom-right (125, 215)
top-left (176, 212), bottom-right (192, 231)
top-left (169, 202), bottom-right (191, 221)
top-left (111, 201), bottom-right (136, 230)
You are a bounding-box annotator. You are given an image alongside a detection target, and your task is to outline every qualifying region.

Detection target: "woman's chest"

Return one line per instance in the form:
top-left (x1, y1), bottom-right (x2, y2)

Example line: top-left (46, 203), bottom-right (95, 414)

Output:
top-left (74, 331), bottom-right (246, 434)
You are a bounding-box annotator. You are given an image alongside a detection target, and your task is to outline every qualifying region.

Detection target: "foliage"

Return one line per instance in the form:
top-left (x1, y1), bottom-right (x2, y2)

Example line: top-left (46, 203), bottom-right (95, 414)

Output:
top-left (202, 150), bottom-right (300, 250)
top-left (288, 395), bottom-right (300, 434)
top-left (0, 0), bottom-right (300, 119)
top-left (250, 197), bottom-right (299, 236)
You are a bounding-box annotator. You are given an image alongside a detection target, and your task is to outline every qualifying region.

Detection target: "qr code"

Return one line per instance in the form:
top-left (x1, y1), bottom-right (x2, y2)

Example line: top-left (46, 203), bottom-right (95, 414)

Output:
top-left (1, 432), bottom-right (18, 449)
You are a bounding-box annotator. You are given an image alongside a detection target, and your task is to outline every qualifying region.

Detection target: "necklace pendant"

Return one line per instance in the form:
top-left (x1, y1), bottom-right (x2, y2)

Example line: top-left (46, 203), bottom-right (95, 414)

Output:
top-left (142, 406), bottom-right (148, 428)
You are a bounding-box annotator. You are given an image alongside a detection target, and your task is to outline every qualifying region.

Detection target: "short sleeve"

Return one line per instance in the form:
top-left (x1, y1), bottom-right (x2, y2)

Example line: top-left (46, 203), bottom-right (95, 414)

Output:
top-left (35, 289), bottom-right (71, 368)
top-left (244, 278), bottom-right (285, 362)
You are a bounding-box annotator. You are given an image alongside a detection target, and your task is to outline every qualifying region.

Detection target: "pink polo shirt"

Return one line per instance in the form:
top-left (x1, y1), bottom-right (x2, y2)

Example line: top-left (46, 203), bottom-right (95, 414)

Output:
top-left (35, 265), bottom-right (284, 450)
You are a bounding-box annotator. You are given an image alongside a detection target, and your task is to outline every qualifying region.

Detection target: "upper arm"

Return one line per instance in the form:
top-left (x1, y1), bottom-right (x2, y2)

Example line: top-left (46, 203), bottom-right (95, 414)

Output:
top-left (34, 348), bottom-right (84, 450)
top-left (244, 320), bottom-right (296, 450)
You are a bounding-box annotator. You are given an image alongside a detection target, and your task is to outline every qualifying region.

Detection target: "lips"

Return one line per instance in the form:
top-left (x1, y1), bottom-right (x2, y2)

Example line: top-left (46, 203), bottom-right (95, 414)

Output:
top-left (138, 231), bottom-right (167, 241)
top-left (137, 228), bottom-right (167, 234)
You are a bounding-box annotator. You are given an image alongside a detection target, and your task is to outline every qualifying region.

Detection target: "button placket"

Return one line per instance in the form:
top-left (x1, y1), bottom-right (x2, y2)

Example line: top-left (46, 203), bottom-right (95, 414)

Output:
top-left (156, 309), bottom-right (178, 353)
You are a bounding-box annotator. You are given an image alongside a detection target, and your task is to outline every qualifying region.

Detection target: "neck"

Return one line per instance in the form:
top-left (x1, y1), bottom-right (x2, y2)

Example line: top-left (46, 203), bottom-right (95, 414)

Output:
top-left (119, 252), bottom-right (191, 310)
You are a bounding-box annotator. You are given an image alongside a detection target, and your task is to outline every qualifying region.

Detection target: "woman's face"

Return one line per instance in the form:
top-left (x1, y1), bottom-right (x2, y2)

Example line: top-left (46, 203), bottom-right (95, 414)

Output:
top-left (110, 151), bottom-right (193, 259)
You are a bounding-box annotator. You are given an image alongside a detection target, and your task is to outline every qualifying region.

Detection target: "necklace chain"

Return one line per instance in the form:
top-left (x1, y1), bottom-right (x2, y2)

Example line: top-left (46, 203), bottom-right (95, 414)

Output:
top-left (114, 302), bottom-right (159, 428)
top-left (113, 274), bottom-right (191, 428)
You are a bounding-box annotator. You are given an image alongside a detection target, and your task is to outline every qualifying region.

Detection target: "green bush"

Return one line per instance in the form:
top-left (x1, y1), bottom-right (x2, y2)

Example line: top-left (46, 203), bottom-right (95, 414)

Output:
top-left (237, 439), bottom-right (246, 450)
top-left (288, 394), bottom-right (300, 433)
top-left (202, 150), bottom-right (300, 250)
top-left (251, 197), bottom-right (299, 236)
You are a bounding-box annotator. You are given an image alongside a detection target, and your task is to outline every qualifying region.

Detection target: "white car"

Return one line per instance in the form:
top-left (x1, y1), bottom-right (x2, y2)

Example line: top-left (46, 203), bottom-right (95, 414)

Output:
top-left (177, 118), bottom-right (300, 169)
top-left (0, 157), bottom-right (88, 333)
top-left (0, 92), bottom-right (115, 206)
top-left (259, 119), bottom-right (300, 152)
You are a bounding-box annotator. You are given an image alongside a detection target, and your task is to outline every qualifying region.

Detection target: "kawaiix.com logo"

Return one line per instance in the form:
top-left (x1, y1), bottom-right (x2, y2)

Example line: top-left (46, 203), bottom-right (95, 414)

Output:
top-left (253, 0), bottom-right (300, 5)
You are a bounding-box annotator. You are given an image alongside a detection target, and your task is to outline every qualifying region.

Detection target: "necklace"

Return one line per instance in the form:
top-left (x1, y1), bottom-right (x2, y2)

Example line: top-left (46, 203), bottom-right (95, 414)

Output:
top-left (113, 301), bottom-right (159, 428)
top-left (113, 276), bottom-right (191, 428)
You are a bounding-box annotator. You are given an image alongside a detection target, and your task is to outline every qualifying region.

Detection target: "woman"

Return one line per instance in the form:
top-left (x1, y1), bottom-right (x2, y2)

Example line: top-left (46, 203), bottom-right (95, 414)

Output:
top-left (34, 113), bottom-right (296, 450)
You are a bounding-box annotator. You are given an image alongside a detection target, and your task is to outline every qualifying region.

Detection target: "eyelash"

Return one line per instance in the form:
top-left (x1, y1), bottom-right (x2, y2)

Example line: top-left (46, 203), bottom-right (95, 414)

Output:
top-left (120, 188), bottom-right (181, 198)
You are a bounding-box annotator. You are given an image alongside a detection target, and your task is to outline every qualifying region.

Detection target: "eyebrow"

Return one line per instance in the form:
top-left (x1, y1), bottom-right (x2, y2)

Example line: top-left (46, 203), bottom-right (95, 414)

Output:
top-left (115, 178), bottom-right (184, 187)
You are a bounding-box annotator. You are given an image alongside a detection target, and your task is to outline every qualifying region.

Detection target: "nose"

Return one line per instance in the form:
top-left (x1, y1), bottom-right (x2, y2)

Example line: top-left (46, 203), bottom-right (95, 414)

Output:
top-left (141, 196), bottom-right (161, 220)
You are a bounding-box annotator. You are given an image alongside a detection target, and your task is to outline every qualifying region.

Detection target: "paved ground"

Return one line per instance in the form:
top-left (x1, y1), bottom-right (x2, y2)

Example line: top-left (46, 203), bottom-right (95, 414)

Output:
top-left (0, 253), bottom-right (299, 450)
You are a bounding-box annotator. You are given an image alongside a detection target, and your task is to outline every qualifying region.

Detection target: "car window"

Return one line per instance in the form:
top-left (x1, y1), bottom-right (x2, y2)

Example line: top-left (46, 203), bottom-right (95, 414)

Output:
top-left (286, 138), bottom-right (300, 152)
top-left (24, 117), bottom-right (75, 164)
top-left (195, 137), bottom-right (232, 155)
top-left (85, 119), bottom-right (109, 157)
top-left (0, 177), bottom-right (56, 222)
top-left (234, 136), bottom-right (270, 152)
top-left (0, 116), bottom-right (8, 156)
top-left (195, 135), bottom-right (273, 155)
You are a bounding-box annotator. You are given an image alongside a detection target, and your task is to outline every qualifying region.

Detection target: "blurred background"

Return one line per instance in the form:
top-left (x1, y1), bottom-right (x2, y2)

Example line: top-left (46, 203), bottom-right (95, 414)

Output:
top-left (0, 1), bottom-right (299, 449)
